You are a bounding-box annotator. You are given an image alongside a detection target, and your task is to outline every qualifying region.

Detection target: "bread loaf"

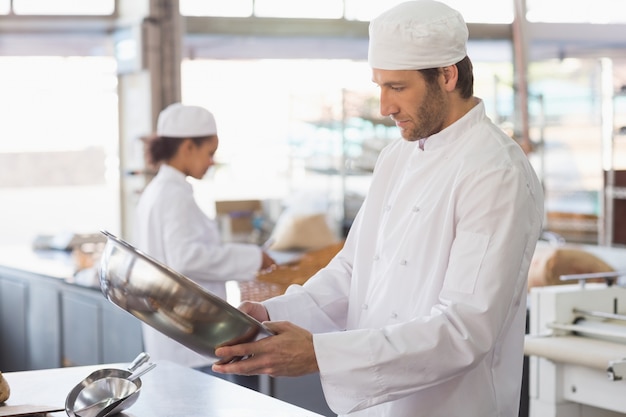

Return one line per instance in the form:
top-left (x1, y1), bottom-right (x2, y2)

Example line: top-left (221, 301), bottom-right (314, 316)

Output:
top-left (0, 371), bottom-right (10, 403)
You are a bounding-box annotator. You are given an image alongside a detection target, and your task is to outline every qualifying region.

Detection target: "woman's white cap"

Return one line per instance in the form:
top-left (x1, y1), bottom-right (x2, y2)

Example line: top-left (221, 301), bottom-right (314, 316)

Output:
top-left (156, 103), bottom-right (217, 138)
top-left (368, 0), bottom-right (468, 71)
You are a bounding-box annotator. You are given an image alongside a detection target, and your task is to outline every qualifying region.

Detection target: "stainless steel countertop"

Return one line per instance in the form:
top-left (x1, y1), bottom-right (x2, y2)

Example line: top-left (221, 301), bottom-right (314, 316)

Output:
top-left (1, 361), bottom-right (325, 417)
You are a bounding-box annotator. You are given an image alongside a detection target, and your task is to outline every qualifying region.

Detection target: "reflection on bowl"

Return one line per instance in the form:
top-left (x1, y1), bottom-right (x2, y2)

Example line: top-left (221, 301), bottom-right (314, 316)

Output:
top-left (98, 230), bottom-right (272, 359)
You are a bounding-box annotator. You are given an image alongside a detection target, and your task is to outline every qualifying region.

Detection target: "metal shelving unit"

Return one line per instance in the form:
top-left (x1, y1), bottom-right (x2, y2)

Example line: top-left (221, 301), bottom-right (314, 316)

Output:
top-left (288, 89), bottom-right (396, 236)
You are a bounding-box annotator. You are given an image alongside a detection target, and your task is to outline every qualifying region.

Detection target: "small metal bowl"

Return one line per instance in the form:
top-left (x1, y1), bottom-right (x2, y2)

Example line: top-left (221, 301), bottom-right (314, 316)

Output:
top-left (98, 230), bottom-right (272, 360)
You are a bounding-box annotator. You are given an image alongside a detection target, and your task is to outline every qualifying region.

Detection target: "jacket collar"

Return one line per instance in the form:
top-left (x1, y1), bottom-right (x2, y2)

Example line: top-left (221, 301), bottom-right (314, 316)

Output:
top-left (422, 99), bottom-right (485, 151)
top-left (158, 163), bottom-right (189, 185)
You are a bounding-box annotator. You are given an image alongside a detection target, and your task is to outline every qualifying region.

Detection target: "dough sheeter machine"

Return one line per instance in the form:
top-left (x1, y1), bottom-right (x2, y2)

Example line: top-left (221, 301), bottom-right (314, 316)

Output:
top-left (525, 272), bottom-right (626, 417)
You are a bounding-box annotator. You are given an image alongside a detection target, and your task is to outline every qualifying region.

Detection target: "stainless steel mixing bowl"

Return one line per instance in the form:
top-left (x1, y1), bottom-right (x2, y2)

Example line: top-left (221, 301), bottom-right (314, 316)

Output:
top-left (98, 230), bottom-right (273, 360)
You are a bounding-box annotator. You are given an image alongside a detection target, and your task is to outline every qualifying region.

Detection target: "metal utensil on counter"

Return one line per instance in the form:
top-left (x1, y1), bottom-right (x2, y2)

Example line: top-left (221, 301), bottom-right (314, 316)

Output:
top-left (98, 230), bottom-right (273, 361)
top-left (70, 362), bottom-right (156, 417)
top-left (65, 352), bottom-right (150, 417)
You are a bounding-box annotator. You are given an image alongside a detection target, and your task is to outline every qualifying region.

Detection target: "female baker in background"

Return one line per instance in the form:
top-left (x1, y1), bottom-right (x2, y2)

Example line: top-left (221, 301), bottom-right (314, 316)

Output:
top-left (135, 103), bottom-right (276, 377)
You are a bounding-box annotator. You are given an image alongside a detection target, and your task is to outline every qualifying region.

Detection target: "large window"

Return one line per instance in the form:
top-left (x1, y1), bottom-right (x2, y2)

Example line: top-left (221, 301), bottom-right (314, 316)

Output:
top-left (526, 57), bottom-right (626, 243)
top-left (180, 59), bottom-right (377, 215)
top-left (526, 0), bottom-right (626, 23)
top-left (0, 56), bottom-right (119, 245)
top-left (9, 0), bottom-right (114, 15)
top-left (180, 0), bottom-right (514, 23)
top-left (529, 58), bottom-right (604, 214)
top-left (181, 0), bottom-right (626, 24)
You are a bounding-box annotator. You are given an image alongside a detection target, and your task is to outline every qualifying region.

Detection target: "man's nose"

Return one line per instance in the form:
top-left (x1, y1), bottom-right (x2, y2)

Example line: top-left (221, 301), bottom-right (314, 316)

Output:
top-left (379, 92), bottom-right (396, 117)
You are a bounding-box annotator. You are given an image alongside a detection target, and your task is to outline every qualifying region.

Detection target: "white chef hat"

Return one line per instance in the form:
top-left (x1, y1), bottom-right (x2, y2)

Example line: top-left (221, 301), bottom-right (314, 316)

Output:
top-left (368, 0), bottom-right (468, 71)
top-left (156, 103), bottom-right (217, 138)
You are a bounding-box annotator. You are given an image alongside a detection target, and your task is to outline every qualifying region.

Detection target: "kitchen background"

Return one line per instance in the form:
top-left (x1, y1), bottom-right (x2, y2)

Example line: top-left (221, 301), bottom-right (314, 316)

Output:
top-left (1, 0), bottom-right (626, 248)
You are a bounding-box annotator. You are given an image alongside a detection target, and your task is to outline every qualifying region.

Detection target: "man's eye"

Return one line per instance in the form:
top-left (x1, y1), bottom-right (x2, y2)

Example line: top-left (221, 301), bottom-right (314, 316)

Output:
top-left (391, 86), bottom-right (404, 92)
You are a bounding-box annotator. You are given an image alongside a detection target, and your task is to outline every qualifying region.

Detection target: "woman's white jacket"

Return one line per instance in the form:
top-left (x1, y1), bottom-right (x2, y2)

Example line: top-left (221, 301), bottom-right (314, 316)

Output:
top-left (135, 164), bottom-right (261, 368)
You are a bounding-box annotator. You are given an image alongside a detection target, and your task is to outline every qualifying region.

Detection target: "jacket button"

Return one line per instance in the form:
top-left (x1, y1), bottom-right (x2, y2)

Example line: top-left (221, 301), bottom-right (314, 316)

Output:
top-left (385, 204), bottom-right (391, 211)
top-left (412, 206), bottom-right (420, 212)
top-left (373, 255), bottom-right (380, 261)
top-left (362, 304), bottom-right (368, 310)
top-left (390, 311), bottom-right (398, 318)
top-left (399, 259), bottom-right (407, 266)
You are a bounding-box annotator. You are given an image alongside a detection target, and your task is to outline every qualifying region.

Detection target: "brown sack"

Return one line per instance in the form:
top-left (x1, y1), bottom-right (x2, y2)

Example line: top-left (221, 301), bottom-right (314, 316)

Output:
top-left (528, 247), bottom-right (614, 289)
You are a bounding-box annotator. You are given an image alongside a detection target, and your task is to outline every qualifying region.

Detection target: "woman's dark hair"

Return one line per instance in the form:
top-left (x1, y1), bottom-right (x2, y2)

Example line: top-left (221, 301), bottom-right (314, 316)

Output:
top-left (418, 56), bottom-right (474, 99)
top-left (143, 135), bottom-right (212, 167)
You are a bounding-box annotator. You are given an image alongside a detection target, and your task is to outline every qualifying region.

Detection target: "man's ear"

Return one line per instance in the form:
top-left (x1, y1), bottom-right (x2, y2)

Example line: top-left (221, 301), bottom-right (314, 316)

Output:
top-left (442, 65), bottom-right (458, 91)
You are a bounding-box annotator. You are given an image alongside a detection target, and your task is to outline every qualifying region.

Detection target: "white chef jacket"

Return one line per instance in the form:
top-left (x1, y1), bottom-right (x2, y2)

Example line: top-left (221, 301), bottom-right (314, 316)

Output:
top-left (264, 100), bottom-right (544, 417)
top-left (135, 164), bottom-right (262, 368)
